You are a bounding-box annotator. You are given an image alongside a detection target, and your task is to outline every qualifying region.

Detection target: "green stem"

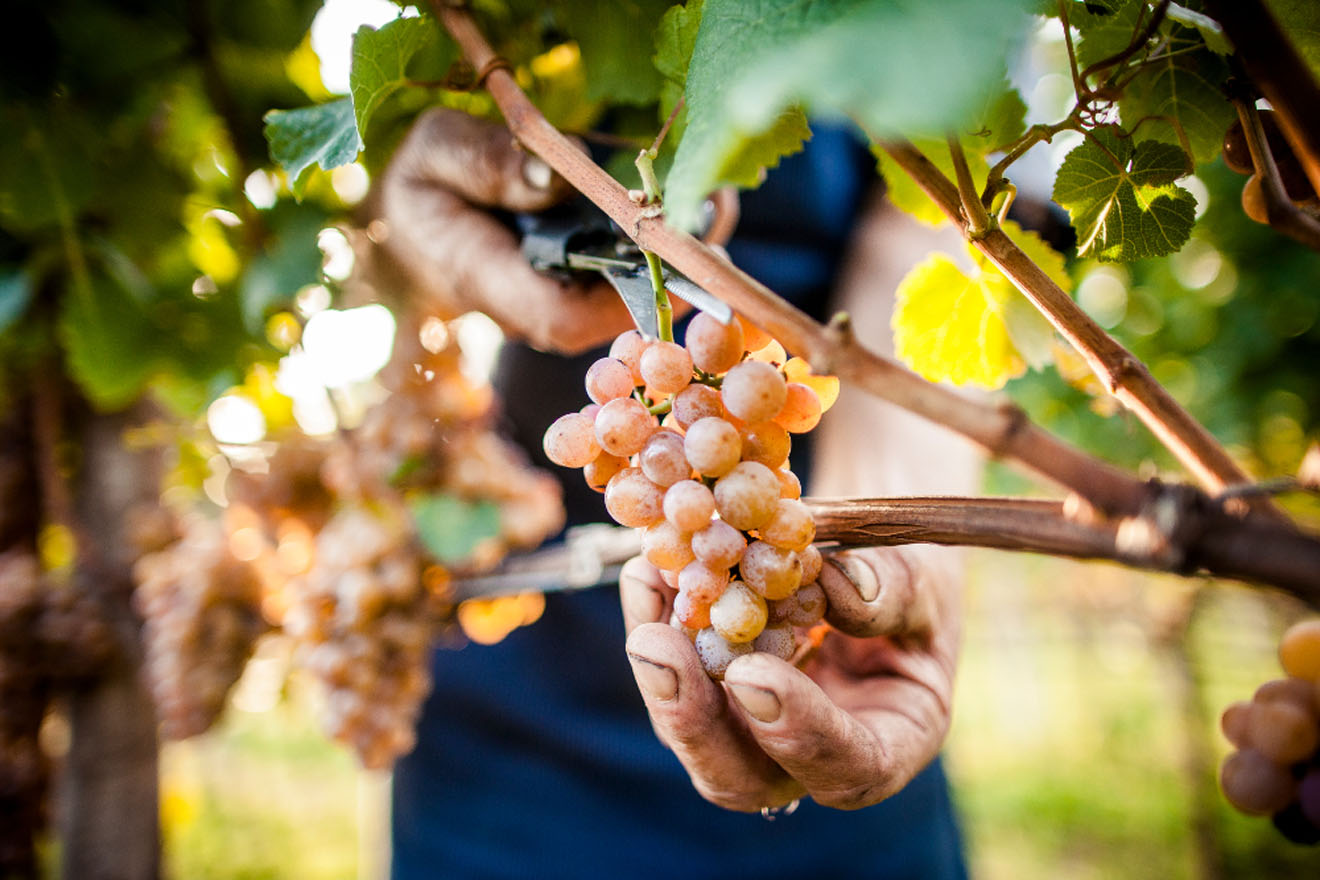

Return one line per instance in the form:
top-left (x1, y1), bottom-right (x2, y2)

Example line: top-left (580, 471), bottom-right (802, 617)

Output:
top-left (635, 148), bottom-right (673, 343)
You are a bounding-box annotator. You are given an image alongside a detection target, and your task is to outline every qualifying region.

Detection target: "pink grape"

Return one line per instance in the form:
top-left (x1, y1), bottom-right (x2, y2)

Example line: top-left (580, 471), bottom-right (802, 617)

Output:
top-left (542, 412), bottom-right (601, 468)
top-left (639, 430), bottom-right (692, 488)
top-left (712, 461), bottom-right (780, 530)
top-left (740, 540), bottom-right (802, 601)
top-left (721, 360), bottom-right (787, 423)
top-left (759, 498), bottom-right (816, 552)
top-left (753, 624), bottom-right (796, 660)
top-left (685, 312), bottom-right (744, 374)
top-left (663, 479), bottom-right (716, 532)
top-left (639, 340), bottom-right (693, 395)
top-left (609, 330), bottom-right (648, 385)
top-left (585, 357), bottom-right (636, 404)
top-left (799, 543), bottom-right (823, 584)
top-left (676, 560), bottom-right (728, 604)
top-left (691, 520), bottom-right (746, 569)
top-left (1221, 701), bottom-right (1252, 748)
top-left (594, 397), bottom-right (656, 457)
top-left (583, 451), bottom-right (627, 493)
top-left (784, 581), bottom-right (826, 626)
top-left (603, 467), bottom-right (665, 528)
top-left (739, 421), bottom-right (790, 469)
top-left (673, 590), bottom-right (711, 630)
top-left (684, 417), bottom-right (742, 478)
top-left (642, 521), bottom-right (695, 571)
top-left (672, 384), bottom-right (724, 429)
top-left (694, 627), bottom-right (753, 679)
top-left (737, 315), bottom-right (774, 353)
top-left (776, 468), bottom-right (802, 500)
top-left (1247, 700), bottom-right (1319, 764)
top-left (1279, 619), bottom-right (1320, 681)
top-left (774, 383), bottom-right (823, 433)
top-left (1220, 748), bottom-right (1295, 815)
top-left (710, 580), bottom-right (768, 643)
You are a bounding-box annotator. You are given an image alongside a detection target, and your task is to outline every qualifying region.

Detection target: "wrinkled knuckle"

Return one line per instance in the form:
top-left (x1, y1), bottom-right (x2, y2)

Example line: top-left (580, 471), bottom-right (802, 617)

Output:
top-left (693, 780), bottom-right (762, 813)
top-left (814, 777), bottom-right (893, 811)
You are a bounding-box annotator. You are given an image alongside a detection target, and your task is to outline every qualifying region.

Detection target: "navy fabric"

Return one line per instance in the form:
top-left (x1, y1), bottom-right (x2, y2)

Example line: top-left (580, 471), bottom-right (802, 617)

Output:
top-left (391, 124), bottom-right (968, 880)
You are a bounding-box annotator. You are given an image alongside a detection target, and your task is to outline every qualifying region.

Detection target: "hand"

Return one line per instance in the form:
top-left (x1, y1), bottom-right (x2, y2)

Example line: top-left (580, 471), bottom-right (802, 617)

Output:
top-left (357, 107), bottom-right (636, 354)
top-left (619, 544), bottom-right (960, 812)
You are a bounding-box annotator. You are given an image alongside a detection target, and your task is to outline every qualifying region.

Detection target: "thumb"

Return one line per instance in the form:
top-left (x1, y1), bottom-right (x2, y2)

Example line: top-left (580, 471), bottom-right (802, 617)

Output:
top-left (393, 107), bottom-right (573, 211)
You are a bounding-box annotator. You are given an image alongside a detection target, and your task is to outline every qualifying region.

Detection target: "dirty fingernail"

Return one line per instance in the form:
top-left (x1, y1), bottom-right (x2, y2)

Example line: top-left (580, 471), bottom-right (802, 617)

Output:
top-left (628, 653), bottom-right (678, 702)
top-left (522, 155), bottom-right (553, 190)
top-left (835, 555), bottom-right (879, 602)
top-left (727, 683), bottom-right (782, 723)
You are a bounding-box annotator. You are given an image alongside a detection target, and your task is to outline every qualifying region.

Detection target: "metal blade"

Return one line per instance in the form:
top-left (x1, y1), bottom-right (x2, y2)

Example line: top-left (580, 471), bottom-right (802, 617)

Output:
top-left (663, 274), bottom-right (734, 325)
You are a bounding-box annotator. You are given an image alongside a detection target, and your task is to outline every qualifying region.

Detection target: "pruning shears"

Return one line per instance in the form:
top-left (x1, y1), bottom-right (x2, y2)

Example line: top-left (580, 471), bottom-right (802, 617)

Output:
top-left (515, 198), bottom-right (733, 338)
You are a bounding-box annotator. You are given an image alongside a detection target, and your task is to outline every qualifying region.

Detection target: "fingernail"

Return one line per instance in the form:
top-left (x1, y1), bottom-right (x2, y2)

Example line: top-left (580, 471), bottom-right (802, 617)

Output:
top-left (727, 683), bottom-right (781, 723)
top-left (834, 555), bottom-right (879, 602)
top-left (628, 653), bottom-right (678, 702)
top-left (522, 156), bottom-right (552, 190)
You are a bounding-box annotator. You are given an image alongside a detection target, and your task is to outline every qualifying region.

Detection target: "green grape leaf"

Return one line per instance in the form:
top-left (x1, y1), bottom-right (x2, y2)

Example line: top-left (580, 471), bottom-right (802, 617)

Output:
top-left (58, 277), bottom-right (161, 410)
top-left (964, 78), bottom-right (1028, 154)
top-left (410, 492), bottom-right (504, 565)
top-left (665, 0), bottom-right (1032, 229)
top-left (874, 138), bottom-right (988, 228)
top-left (1052, 126), bottom-right (1195, 261)
top-left (1265, 0), bottom-right (1320, 76)
top-left (654, 0), bottom-right (703, 85)
top-left (0, 269), bottom-right (33, 334)
top-left (892, 221), bottom-right (1062, 389)
top-left (263, 98), bottom-right (362, 197)
top-left (349, 18), bottom-right (454, 141)
top-left (1118, 50), bottom-right (1233, 164)
top-left (1070, 0), bottom-right (1147, 71)
top-left (1164, 3), bottom-right (1232, 55)
top-left (239, 203), bottom-right (329, 333)
top-left (553, 0), bottom-right (671, 105)
top-left (0, 112), bottom-right (96, 233)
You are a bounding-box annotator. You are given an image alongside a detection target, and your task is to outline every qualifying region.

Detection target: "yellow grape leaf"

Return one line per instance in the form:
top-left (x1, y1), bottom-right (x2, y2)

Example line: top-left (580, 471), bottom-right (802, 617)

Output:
top-left (783, 357), bottom-right (840, 413)
top-left (893, 221), bottom-right (1061, 389)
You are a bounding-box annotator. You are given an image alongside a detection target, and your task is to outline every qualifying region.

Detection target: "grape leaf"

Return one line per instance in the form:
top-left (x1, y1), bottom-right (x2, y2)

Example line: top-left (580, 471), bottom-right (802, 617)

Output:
top-left (892, 221), bottom-right (1062, 389)
top-left (1070, 0), bottom-right (1147, 71)
top-left (0, 269), bottom-right (32, 334)
top-left (410, 492), bottom-right (503, 565)
top-left (665, 0), bottom-right (1032, 229)
top-left (552, 0), bottom-right (671, 105)
top-left (349, 18), bottom-right (454, 142)
top-left (1164, 3), bottom-right (1231, 55)
top-left (239, 203), bottom-right (329, 332)
top-left (965, 78), bottom-right (1028, 154)
top-left (874, 138), bottom-right (988, 227)
top-left (654, 0), bottom-right (703, 85)
top-left (1051, 126), bottom-right (1195, 261)
top-left (58, 276), bottom-right (161, 410)
top-left (1266, 0), bottom-right (1320, 76)
top-left (1118, 50), bottom-right (1233, 164)
top-left (263, 98), bottom-right (362, 197)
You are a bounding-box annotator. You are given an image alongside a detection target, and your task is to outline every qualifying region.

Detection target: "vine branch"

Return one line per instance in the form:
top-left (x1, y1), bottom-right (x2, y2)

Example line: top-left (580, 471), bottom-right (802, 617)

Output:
top-left (431, 1), bottom-right (1151, 517)
top-left (1233, 99), bottom-right (1320, 252)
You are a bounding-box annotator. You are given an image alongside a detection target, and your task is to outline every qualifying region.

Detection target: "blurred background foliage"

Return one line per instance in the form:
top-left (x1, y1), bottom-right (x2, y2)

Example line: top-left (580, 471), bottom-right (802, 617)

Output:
top-left (1, 0), bottom-right (1317, 877)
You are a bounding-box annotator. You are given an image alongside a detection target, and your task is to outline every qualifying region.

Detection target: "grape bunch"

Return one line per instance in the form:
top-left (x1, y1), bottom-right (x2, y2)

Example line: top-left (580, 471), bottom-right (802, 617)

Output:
top-left (283, 505), bottom-right (433, 770)
top-left (132, 514), bottom-right (268, 740)
top-left (542, 314), bottom-right (835, 678)
top-left (1223, 110), bottom-right (1320, 225)
top-left (1219, 618), bottom-right (1320, 845)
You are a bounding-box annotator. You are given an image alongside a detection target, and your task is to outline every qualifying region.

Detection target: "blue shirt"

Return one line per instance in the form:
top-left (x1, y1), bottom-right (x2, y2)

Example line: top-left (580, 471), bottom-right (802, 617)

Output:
top-left (392, 124), bottom-right (968, 880)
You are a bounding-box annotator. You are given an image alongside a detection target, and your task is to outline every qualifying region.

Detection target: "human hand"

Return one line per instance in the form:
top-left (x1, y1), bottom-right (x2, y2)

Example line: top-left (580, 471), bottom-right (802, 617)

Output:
top-left (359, 107), bottom-right (636, 353)
top-left (619, 544), bottom-right (960, 812)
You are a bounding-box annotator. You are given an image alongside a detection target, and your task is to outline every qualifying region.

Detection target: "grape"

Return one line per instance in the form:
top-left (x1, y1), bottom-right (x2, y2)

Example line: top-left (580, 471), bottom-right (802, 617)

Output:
top-left (639, 430), bottom-right (692, 488)
top-left (694, 627), bottom-right (753, 679)
top-left (710, 580), bottom-right (768, 643)
top-left (639, 340), bottom-right (694, 395)
top-left (784, 581), bottom-right (827, 626)
top-left (1248, 700), bottom-right (1319, 765)
top-left (1280, 620), bottom-right (1320, 682)
top-left (642, 521), bottom-right (695, 571)
top-left (542, 413), bottom-right (601, 468)
top-left (672, 384), bottom-right (724, 429)
top-left (1300, 769), bottom-right (1320, 826)
top-left (609, 330), bottom-right (648, 385)
top-left (673, 590), bottom-right (712, 630)
top-left (1221, 749), bottom-right (1296, 815)
top-left (797, 547), bottom-right (822, 587)
top-left (604, 468), bottom-right (666, 528)
top-left (740, 541), bottom-right (802, 601)
top-left (583, 451), bottom-right (627, 493)
top-left (775, 383), bottom-right (823, 433)
top-left (691, 520), bottom-right (746, 570)
top-left (737, 315), bottom-right (774, 353)
top-left (1220, 701), bottom-right (1252, 748)
top-left (1223, 118), bottom-right (1253, 175)
top-left (1272, 802), bottom-right (1320, 845)
top-left (713, 461), bottom-right (780, 531)
top-left (663, 480), bottom-right (716, 532)
top-left (721, 361), bottom-right (787, 424)
top-left (759, 498), bottom-right (817, 552)
top-left (585, 357), bottom-right (636, 404)
top-left (753, 624), bottom-right (796, 660)
top-left (676, 560), bottom-right (728, 604)
top-left (594, 397), bottom-right (656, 457)
top-left (1255, 676), bottom-right (1318, 712)
top-left (776, 467), bottom-right (802, 500)
top-left (739, 421), bottom-right (790, 469)
top-left (1242, 175), bottom-right (1269, 225)
top-left (683, 417), bottom-right (742, 478)
top-left (685, 312), bottom-right (744, 374)
top-left (580, 403), bottom-right (601, 420)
